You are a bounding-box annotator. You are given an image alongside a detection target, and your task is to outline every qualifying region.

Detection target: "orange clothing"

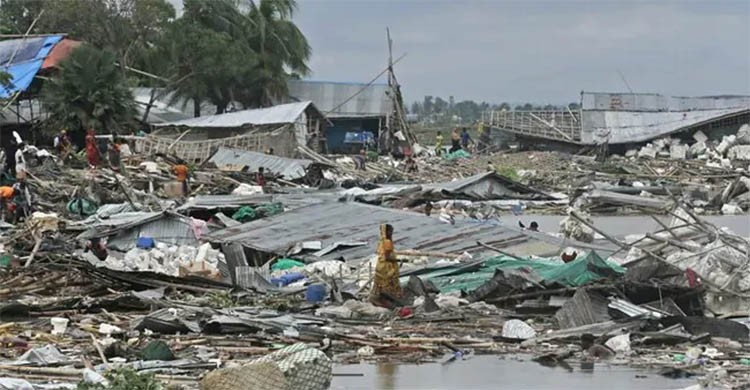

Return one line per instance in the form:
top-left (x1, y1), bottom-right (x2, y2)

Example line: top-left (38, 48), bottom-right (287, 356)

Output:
top-left (0, 186), bottom-right (14, 200)
top-left (174, 164), bottom-right (188, 182)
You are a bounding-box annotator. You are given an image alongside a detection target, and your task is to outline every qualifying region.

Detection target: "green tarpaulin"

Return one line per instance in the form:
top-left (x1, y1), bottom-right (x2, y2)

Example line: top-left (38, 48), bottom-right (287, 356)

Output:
top-left (443, 149), bottom-right (471, 160)
top-left (232, 202), bottom-right (284, 223)
top-left (419, 251), bottom-right (624, 293)
top-left (271, 258), bottom-right (305, 271)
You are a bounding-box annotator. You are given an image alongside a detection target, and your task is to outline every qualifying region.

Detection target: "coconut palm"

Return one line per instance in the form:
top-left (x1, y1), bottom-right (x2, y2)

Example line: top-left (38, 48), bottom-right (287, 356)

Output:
top-left (42, 45), bottom-right (135, 133)
top-left (244, 0), bottom-right (311, 107)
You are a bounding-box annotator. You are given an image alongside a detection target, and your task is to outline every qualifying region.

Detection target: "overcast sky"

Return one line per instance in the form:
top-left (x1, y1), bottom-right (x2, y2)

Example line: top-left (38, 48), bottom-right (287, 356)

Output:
top-left (172, 0), bottom-right (750, 104)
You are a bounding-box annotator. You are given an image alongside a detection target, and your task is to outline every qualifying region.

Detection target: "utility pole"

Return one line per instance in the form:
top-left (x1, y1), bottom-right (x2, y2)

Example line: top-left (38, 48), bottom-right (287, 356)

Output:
top-left (385, 28), bottom-right (416, 153)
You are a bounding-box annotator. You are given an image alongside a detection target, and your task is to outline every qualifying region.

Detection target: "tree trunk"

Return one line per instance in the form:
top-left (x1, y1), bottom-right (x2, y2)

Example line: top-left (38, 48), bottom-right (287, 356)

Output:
top-left (141, 89), bottom-right (157, 123)
top-left (215, 102), bottom-right (228, 115)
top-left (193, 98), bottom-right (201, 117)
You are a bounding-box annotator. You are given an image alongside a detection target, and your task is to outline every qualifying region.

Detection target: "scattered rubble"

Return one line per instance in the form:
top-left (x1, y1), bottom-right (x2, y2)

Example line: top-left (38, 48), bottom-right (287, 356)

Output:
top-left (0, 122), bottom-right (748, 389)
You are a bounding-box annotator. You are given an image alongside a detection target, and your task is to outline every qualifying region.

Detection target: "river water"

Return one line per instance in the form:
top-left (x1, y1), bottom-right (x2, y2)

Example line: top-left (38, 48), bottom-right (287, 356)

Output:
top-left (331, 356), bottom-right (695, 390)
top-left (331, 214), bottom-right (746, 389)
top-left (518, 214), bottom-right (750, 238)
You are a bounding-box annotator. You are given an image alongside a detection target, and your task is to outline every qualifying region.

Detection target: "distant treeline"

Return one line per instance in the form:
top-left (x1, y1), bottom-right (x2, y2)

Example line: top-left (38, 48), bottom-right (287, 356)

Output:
top-left (408, 96), bottom-right (581, 123)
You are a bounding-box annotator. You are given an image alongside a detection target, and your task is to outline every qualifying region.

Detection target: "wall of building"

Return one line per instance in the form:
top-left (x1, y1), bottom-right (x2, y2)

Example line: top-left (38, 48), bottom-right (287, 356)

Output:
top-left (580, 108), bottom-right (748, 144)
top-left (582, 92), bottom-right (750, 112)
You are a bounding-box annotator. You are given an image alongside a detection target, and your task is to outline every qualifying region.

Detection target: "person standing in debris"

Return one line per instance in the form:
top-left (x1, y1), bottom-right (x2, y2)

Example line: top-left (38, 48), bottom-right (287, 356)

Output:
top-left (449, 128), bottom-right (461, 153)
top-left (460, 128), bottom-right (473, 151)
top-left (424, 201), bottom-right (433, 216)
top-left (55, 130), bottom-right (73, 162)
top-left (0, 185), bottom-right (13, 221)
top-left (369, 224), bottom-right (402, 308)
top-left (352, 149), bottom-right (367, 171)
top-left (435, 131), bottom-right (444, 156)
top-left (85, 128), bottom-right (101, 168)
top-left (107, 135), bottom-right (122, 172)
top-left (256, 166), bottom-right (267, 186)
top-left (173, 161), bottom-right (190, 197)
top-left (14, 143), bottom-right (27, 180)
top-left (403, 154), bottom-right (418, 173)
top-left (11, 179), bottom-right (31, 223)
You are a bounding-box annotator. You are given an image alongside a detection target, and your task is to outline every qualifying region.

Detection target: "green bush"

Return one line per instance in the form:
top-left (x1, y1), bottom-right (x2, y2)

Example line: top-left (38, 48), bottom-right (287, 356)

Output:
top-left (77, 368), bottom-right (163, 390)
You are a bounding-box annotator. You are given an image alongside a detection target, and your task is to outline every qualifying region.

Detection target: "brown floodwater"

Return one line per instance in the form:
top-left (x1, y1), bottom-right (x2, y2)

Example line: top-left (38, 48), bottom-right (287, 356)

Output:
top-left (331, 356), bottom-right (697, 390)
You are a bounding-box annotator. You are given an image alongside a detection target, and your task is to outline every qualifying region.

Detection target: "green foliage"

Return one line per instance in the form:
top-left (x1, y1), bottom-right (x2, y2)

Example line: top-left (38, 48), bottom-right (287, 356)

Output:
top-left (42, 44), bottom-right (135, 133)
top-left (0, 71), bottom-right (12, 88)
top-left (161, 0), bottom-right (311, 113)
top-left (76, 368), bottom-right (163, 390)
top-left (0, 0), bottom-right (45, 35)
top-left (494, 165), bottom-right (520, 181)
top-left (0, 0), bottom-right (311, 121)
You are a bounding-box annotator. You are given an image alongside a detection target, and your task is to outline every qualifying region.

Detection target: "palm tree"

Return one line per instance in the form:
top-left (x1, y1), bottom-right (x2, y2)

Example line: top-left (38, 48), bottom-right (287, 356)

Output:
top-left (245, 0), bottom-right (311, 107)
top-left (42, 45), bottom-right (135, 133)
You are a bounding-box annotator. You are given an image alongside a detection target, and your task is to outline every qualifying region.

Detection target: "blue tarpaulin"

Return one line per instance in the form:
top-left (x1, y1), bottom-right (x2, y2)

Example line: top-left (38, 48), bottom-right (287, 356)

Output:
top-left (0, 35), bottom-right (63, 98)
top-left (344, 131), bottom-right (375, 144)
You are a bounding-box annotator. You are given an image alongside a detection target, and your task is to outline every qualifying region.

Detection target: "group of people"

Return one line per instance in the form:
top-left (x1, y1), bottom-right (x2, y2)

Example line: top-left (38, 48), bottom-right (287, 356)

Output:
top-left (82, 128), bottom-right (131, 172)
top-left (435, 122), bottom-right (489, 156)
top-left (435, 127), bottom-right (474, 156)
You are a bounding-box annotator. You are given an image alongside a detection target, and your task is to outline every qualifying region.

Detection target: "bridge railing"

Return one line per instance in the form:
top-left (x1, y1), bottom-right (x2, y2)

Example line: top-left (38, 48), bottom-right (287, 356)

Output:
top-left (482, 110), bottom-right (582, 143)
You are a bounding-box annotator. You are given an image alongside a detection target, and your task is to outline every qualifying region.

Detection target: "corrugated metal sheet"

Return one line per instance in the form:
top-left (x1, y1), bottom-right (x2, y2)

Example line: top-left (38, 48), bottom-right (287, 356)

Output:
top-left (581, 108), bottom-right (749, 144)
top-left (422, 171), bottom-right (555, 200)
top-left (177, 194), bottom-right (275, 212)
top-left (205, 201), bottom-right (541, 261)
top-left (77, 212), bottom-right (201, 251)
top-left (287, 80), bottom-right (391, 117)
top-left (582, 92), bottom-right (750, 112)
top-left (209, 147), bottom-right (318, 180)
top-left (132, 87), bottom-right (217, 124)
top-left (0, 35), bottom-right (64, 98)
top-left (153, 101), bottom-right (318, 128)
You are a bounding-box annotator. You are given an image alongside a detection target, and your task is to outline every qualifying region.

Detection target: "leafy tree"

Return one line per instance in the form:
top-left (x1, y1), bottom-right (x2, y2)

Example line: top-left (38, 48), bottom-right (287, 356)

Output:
top-left (160, 0), bottom-right (311, 114)
top-left (0, 0), bottom-right (175, 75)
top-left (243, 0), bottom-right (311, 106)
top-left (42, 45), bottom-right (135, 133)
top-left (410, 101), bottom-right (421, 117)
top-left (0, 0), bottom-right (45, 34)
top-left (423, 96), bottom-right (433, 115)
top-left (433, 97), bottom-right (448, 114)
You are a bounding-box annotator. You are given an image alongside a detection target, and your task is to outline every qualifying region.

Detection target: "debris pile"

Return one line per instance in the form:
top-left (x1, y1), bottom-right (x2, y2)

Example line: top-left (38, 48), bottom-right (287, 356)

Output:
top-left (0, 123), bottom-right (748, 389)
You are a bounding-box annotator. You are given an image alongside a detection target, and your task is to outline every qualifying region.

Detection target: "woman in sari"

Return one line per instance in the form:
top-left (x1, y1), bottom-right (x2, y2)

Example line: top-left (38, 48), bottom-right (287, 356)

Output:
top-left (85, 128), bottom-right (100, 168)
top-left (369, 224), bottom-right (402, 308)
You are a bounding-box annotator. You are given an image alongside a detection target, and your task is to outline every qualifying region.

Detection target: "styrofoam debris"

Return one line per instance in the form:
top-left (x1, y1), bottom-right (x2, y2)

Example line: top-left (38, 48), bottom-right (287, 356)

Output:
top-left (717, 135), bottom-right (737, 155)
top-left (108, 244), bottom-right (225, 277)
top-left (721, 203), bottom-right (743, 215)
top-left (670, 144), bottom-right (688, 160)
top-left (315, 306), bottom-right (352, 319)
top-left (605, 333), bottom-right (631, 353)
top-left (637, 145), bottom-right (657, 159)
top-left (231, 183), bottom-right (264, 195)
top-left (692, 130), bottom-right (708, 143)
top-left (305, 260), bottom-right (352, 278)
top-left (728, 145), bottom-right (750, 161)
top-left (98, 323), bottom-right (123, 335)
top-left (502, 319), bottom-right (537, 340)
top-left (736, 124), bottom-right (750, 145)
top-left (688, 141), bottom-right (707, 157)
top-left (434, 294), bottom-right (469, 308)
